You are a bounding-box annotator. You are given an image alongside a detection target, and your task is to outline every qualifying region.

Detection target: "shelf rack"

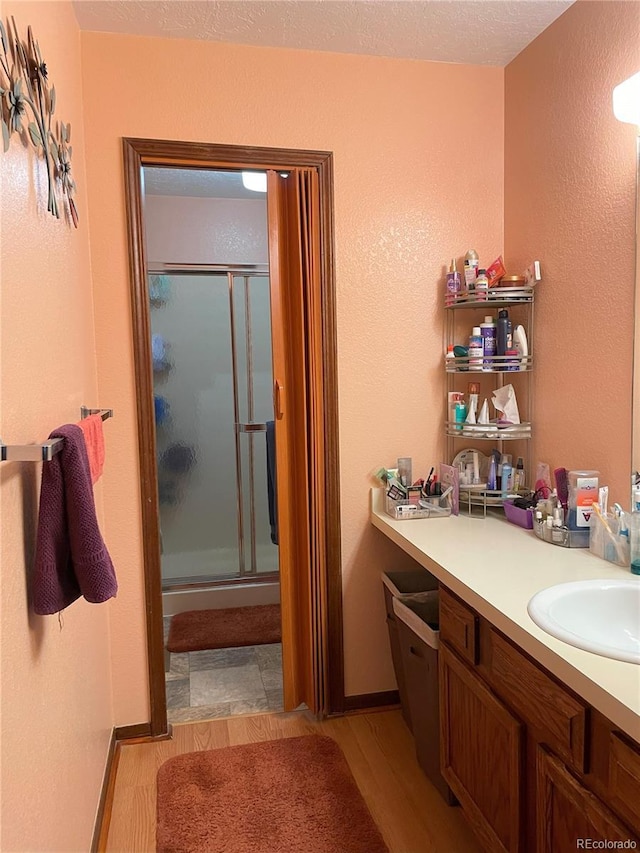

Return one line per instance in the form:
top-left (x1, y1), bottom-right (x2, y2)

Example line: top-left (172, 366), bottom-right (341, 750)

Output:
top-left (445, 286), bottom-right (535, 500)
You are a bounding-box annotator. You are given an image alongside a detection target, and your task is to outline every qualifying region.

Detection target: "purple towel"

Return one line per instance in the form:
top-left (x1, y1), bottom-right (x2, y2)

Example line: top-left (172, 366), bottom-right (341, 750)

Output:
top-left (33, 424), bottom-right (117, 615)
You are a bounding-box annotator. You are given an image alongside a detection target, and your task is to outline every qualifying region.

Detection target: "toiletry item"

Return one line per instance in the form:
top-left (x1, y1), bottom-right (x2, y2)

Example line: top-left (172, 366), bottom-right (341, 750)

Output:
top-left (454, 400), bottom-right (467, 431)
top-left (634, 487), bottom-right (640, 512)
top-left (487, 454), bottom-right (498, 490)
top-left (448, 391), bottom-right (465, 426)
top-left (505, 348), bottom-right (520, 371)
top-left (629, 512), bottom-right (640, 575)
top-left (501, 454), bottom-right (513, 498)
top-left (567, 470), bottom-right (599, 529)
top-left (478, 398), bottom-right (490, 425)
top-left (397, 457), bottom-right (412, 487)
top-left (496, 309), bottom-right (510, 366)
top-left (523, 260), bottom-right (542, 287)
top-left (472, 450), bottom-right (480, 485)
top-left (474, 269), bottom-right (489, 301)
top-left (598, 485), bottom-right (609, 515)
top-left (513, 457), bottom-right (525, 492)
top-left (446, 344), bottom-right (456, 366)
top-left (468, 326), bottom-right (483, 371)
top-left (486, 255), bottom-right (506, 287)
top-left (552, 510), bottom-right (564, 543)
top-left (480, 315), bottom-right (497, 372)
top-left (465, 382), bottom-right (479, 426)
top-left (463, 249), bottom-right (479, 293)
top-left (554, 467), bottom-right (569, 517)
top-left (512, 325), bottom-right (528, 370)
top-left (445, 258), bottom-right (462, 306)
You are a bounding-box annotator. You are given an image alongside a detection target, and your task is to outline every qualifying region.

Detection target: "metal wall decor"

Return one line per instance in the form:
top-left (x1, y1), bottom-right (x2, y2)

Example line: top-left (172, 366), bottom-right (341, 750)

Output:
top-left (0, 17), bottom-right (78, 227)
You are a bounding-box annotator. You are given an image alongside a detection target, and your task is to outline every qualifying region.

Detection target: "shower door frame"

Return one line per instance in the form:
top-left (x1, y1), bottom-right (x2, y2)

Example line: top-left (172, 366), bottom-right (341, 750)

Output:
top-left (123, 138), bottom-right (344, 736)
top-left (149, 264), bottom-right (278, 588)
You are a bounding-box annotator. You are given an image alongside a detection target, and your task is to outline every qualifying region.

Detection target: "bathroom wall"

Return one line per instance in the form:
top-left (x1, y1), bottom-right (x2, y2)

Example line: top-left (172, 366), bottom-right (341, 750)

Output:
top-left (0, 2), bottom-right (114, 850)
top-left (505, 0), bottom-right (638, 505)
top-left (80, 32), bottom-right (504, 720)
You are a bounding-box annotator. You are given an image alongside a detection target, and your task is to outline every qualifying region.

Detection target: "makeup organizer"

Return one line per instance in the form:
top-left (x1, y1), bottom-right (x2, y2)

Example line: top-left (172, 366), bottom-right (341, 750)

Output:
top-left (0, 408), bottom-right (113, 462)
top-left (444, 286), bottom-right (534, 515)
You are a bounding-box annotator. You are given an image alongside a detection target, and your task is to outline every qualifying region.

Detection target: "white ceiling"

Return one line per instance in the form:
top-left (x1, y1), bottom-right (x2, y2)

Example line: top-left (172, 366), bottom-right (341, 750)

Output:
top-left (73, 0), bottom-right (575, 67)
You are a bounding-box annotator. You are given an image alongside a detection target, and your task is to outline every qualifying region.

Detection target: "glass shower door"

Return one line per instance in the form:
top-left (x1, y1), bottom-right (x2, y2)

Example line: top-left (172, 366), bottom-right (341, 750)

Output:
top-left (149, 270), bottom-right (276, 587)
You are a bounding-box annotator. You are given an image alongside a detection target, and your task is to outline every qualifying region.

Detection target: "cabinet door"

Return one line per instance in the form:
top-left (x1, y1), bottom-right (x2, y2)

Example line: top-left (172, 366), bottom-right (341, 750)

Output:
top-left (536, 745), bottom-right (637, 852)
top-left (439, 642), bottom-right (524, 852)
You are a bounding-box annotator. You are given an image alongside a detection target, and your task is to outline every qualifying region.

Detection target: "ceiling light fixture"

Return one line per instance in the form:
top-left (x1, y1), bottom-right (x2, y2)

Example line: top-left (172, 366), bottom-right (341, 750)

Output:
top-left (241, 171), bottom-right (267, 192)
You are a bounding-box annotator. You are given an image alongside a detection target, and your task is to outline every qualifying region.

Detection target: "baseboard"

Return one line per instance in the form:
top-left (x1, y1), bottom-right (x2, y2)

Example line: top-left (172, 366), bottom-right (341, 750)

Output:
top-left (115, 722), bottom-right (152, 741)
top-left (91, 728), bottom-right (119, 853)
top-left (343, 690), bottom-right (400, 713)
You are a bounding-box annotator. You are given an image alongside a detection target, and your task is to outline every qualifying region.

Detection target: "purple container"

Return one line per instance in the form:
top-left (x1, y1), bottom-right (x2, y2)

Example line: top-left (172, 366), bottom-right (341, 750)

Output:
top-left (503, 499), bottom-right (533, 529)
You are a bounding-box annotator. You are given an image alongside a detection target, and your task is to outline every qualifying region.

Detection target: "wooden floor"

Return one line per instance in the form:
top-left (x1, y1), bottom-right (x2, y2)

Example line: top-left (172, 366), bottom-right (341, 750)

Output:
top-left (104, 709), bottom-right (481, 853)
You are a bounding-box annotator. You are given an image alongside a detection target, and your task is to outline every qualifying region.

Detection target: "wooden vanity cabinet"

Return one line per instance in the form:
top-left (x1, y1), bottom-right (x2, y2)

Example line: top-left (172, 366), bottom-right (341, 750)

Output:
top-left (438, 585), bottom-right (640, 852)
top-left (536, 746), bottom-right (634, 852)
top-left (440, 642), bottom-right (524, 852)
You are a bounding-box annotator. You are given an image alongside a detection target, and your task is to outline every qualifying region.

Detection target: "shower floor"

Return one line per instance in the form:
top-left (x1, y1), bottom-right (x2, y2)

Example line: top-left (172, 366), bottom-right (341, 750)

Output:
top-left (163, 617), bottom-right (284, 723)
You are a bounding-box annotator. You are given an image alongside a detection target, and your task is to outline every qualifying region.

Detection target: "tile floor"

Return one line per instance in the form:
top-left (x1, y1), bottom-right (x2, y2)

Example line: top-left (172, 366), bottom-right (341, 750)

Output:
top-left (163, 618), bottom-right (284, 723)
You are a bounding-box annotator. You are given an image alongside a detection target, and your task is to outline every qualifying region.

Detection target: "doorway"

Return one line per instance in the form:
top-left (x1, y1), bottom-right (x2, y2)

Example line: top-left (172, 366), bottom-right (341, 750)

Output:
top-left (123, 139), bottom-right (344, 735)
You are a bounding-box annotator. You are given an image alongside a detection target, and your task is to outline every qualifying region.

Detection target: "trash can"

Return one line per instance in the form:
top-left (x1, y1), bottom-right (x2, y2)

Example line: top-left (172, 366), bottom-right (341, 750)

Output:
top-left (382, 571), bottom-right (438, 732)
top-left (393, 594), bottom-right (456, 804)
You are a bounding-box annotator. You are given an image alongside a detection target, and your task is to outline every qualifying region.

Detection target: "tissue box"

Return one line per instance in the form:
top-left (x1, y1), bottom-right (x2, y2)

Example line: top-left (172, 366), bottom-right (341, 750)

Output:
top-left (503, 500), bottom-right (533, 529)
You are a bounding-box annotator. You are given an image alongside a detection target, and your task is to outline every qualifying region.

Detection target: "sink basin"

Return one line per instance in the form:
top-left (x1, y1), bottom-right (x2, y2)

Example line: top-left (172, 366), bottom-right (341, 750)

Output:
top-left (527, 579), bottom-right (640, 664)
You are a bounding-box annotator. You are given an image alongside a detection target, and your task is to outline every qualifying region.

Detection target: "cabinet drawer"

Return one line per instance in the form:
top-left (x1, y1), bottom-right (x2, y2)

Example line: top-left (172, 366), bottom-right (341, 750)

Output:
top-left (609, 732), bottom-right (640, 833)
top-left (488, 629), bottom-right (587, 772)
top-left (439, 586), bottom-right (478, 665)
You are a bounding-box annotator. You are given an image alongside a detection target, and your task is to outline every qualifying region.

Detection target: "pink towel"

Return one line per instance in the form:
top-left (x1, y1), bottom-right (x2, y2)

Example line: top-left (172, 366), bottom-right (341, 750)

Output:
top-left (77, 413), bottom-right (105, 484)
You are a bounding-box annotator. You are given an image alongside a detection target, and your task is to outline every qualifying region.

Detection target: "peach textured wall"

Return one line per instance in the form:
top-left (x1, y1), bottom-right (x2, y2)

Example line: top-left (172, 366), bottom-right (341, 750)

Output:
top-left (0, 2), bottom-right (114, 850)
top-left (505, 0), bottom-right (639, 505)
top-left (80, 32), bottom-right (504, 719)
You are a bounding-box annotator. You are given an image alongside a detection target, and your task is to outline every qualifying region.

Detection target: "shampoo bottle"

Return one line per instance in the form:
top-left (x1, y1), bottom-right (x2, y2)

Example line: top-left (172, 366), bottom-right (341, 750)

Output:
top-left (480, 315), bottom-right (497, 372)
top-left (497, 309), bottom-right (510, 366)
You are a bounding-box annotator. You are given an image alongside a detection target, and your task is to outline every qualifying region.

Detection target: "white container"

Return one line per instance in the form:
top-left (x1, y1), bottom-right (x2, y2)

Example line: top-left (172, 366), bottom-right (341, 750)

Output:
top-left (468, 326), bottom-right (483, 370)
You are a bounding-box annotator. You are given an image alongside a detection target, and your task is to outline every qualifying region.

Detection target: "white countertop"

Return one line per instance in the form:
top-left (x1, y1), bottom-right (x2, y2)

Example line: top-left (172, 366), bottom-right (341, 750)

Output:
top-left (370, 489), bottom-right (640, 741)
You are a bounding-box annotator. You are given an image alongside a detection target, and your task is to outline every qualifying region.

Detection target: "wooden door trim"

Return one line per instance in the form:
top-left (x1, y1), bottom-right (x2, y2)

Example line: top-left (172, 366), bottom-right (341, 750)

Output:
top-left (122, 138), bottom-right (344, 735)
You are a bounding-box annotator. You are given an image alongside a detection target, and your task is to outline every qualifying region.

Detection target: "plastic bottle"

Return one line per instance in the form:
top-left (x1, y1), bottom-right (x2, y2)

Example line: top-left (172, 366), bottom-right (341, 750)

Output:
top-left (468, 326), bottom-right (483, 371)
top-left (446, 344), bottom-right (456, 367)
top-left (497, 308), bottom-right (511, 368)
top-left (513, 325), bottom-right (529, 370)
top-left (513, 457), bottom-right (525, 491)
top-left (480, 315), bottom-right (497, 372)
top-left (501, 454), bottom-right (513, 498)
top-left (463, 250), bottom-right (479, 295)
top-left (474, 269), bottom-right (489, 301)
top-left (445, 258), bottom-right (462, 306)
top-left (487, 454), bottom-right (498, 490)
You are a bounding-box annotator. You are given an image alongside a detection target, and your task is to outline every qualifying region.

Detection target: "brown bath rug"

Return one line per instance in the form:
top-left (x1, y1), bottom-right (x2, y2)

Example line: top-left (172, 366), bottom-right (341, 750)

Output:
top-left (166, 604), bottom-right (281, 653)
top-left (156, 734), bottom-right (389, 853)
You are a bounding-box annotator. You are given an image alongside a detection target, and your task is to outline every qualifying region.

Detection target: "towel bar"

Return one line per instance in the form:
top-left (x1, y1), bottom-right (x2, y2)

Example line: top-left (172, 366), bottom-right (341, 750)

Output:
top-left (0, 408), bottom-right (113, 462)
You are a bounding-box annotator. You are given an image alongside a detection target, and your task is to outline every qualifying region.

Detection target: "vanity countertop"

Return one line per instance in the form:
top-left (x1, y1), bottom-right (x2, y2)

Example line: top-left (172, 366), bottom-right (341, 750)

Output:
top-left (370, 488), bottom-right (640, 741)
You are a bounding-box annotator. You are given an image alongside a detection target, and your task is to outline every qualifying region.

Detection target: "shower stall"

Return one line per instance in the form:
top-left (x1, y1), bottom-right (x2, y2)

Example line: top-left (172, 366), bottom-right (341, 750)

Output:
top-left (148, 264), bottom-right (279, 610)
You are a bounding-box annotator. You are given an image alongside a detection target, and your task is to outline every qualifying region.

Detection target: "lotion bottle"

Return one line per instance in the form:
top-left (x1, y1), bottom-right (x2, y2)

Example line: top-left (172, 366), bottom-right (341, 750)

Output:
top-left (464, 249), bottom-right (479, 294)
top-left (513, 325), bottom-right (529, 370)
